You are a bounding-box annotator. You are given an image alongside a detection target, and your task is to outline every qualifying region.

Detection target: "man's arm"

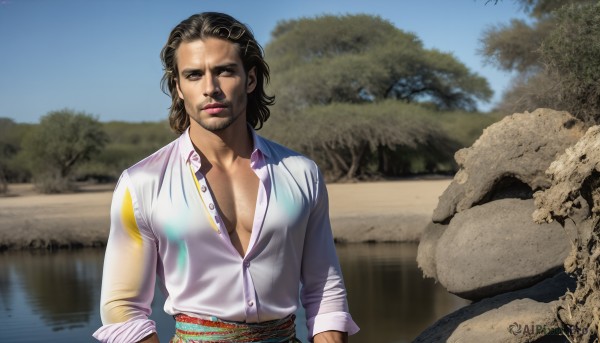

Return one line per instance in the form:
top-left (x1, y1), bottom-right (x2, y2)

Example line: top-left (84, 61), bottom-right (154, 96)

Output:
top-left (139, 332), bottom-right (160, 343)
top-left (313, 331), bottom-right (349, 343)
top-left (93, 172), bottom-right (159, 342)
top-left (300, 165), bottom-right (359, 340)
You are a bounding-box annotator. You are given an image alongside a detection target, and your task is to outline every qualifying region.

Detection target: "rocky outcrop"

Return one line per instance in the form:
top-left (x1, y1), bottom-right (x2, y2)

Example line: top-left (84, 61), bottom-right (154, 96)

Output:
top-left (436, 199), bottom-right (570, 300)
top-left (416, 222), bottom-right (446, 279)
top-left (416, 109), bottom-right (586, 342)
top-left (533, 126), bottom-right (600, 342)
top-left (432, 108), bottom-right (585, 224)
top-left (414, 272), bottom-right (575, 343)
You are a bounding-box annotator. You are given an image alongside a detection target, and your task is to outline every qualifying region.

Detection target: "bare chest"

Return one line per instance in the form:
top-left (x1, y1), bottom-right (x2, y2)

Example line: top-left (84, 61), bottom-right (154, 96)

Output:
top-left (204, 164), bottom-right (259, 237)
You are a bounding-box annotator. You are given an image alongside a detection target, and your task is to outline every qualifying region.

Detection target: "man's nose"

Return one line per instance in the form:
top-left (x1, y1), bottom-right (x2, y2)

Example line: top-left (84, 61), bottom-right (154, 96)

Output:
top-left (202, 75), bottom-right (221, 97)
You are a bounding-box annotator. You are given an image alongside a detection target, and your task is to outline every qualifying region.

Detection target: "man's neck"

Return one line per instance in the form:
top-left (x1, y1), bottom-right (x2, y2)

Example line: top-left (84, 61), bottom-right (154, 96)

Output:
top-left (188, 119), bottom-right (253, 168)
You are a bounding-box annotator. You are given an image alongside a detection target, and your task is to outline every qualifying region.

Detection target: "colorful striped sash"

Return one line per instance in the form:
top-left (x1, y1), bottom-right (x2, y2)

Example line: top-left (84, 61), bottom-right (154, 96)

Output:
top-left (170, 313), bottom-right (301, 343)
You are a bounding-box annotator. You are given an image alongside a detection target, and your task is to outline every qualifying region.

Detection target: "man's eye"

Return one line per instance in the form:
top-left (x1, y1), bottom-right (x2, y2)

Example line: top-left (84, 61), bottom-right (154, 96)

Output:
top-left (219, 69), bottom-right (234, 76)
top-left (187, 73), bottom-right (202, 80)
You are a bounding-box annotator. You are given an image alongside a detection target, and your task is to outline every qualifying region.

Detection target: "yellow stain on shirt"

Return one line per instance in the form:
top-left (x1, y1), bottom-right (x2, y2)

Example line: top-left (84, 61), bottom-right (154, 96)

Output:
top-left (122, 188), bottom-right (142, 246)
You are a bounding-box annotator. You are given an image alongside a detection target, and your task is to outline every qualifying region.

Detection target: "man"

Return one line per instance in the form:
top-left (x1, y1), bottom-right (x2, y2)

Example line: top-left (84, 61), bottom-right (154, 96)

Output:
top-left (93, 12), bottom-right (358, 343)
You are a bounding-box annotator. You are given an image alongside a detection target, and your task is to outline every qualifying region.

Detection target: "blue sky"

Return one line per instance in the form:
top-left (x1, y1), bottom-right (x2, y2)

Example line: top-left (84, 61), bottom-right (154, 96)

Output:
top-left (0, 0), bottom-right (528, 123)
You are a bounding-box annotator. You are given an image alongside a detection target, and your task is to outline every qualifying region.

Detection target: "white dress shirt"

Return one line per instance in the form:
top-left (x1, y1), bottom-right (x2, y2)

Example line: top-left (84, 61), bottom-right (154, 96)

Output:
top-left (93, 128), bottom-right (359, 342)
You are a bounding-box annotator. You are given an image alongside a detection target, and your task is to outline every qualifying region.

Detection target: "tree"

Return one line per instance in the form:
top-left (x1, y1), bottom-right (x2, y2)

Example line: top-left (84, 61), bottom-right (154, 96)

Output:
top-left (261, 14), bottom-right (495, 180)
top-left (539, 2), bottom-right (600, 124)
top-left (0, 118), bottom-right (17, 194)
top-left (0, 118), bottom-right (33, 193)
top-left (22, 109), bottom-right (109, 193)
top-left (265, 101), bottom-right (461, 180)
top-left (486, 0), bottom-right (589, 17)
top-left (76, 121), bottom-right (176, 182)
top-left (480, 0), bottom-right (599, 123)
top-left (266, 14), bottom-right (493, 114)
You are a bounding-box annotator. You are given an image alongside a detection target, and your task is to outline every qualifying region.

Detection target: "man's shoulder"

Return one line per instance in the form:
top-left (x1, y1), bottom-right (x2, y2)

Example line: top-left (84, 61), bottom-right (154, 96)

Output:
top-left (125, 137), bottom-right (180, 179)
top-left (259, 136), bottom-right (317, 170)
top-left (258, 135), bottom-right (320, 180)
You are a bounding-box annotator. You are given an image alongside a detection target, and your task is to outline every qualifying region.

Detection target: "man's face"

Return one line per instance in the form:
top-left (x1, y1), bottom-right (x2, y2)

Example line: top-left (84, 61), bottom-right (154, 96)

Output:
top-left (176, 37), bottom-right (256, 132)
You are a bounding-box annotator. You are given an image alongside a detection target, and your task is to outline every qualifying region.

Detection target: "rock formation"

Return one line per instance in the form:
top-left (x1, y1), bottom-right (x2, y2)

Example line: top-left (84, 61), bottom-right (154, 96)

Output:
top-left (533, 126), bottom-right (600, 342)
top-left (416, 108), bottom-right (587, 342)
top-left (432, 109), bottom-right (584, 224)
top-left (435, 198), bottom-right (569, 300)
top-left (414, 272), bottom-right (575, 342)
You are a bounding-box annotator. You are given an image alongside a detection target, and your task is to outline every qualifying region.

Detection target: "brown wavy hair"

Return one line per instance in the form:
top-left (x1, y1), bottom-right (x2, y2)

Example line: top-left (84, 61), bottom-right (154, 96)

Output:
top-left (160, 12), bottom-right (275, 134)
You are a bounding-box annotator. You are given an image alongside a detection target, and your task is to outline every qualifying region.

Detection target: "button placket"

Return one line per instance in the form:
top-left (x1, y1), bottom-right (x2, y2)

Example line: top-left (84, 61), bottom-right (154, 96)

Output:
top-left (189, 163), bottom-right (239, 255)
top-left (196, 176), bottom-right (228, 239)
top-left (242, 259), bottom-right (259, 322)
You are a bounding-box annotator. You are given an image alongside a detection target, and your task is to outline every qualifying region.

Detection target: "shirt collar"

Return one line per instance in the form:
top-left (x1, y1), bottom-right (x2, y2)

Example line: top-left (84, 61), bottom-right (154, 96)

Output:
top-left (179, 126), bottom-right (269, 171)
top-left (250, 126), bottom-right (270, 159)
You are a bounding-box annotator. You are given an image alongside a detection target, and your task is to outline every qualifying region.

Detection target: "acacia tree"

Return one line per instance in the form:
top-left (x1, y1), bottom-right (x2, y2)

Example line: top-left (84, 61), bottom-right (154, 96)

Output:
top-left (266, 14), bottom-right (492, 113)
top-left (295, 102), bottom-right (459, 180)
top-left (480, 0), bottom-right (588, 73)
top-left (481, 0), bottom-right (599, 124)
top-left (22, 109), bottom-right (108, 193)
top-left (263, 14), bottom-right (492, 180)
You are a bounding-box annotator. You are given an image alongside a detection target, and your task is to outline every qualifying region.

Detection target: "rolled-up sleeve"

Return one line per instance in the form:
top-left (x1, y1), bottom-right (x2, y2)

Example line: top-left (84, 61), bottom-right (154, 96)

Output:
top-left (93, 172), bottom-right (158, 343)
top-left (300, 166), bottom-right (359, 339)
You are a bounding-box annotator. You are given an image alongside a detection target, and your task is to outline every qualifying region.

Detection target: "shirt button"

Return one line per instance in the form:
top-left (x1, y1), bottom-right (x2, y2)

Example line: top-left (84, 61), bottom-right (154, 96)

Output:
top-left (248, 300), bottom-right (254, 307)
top-left (201, 185), bottom-right (207, 192)
top-left (209, 203), bottom-right (215, 210)
top-left (217, 230), bottom-right (221, 235)
top-left (244, 261), bottom-right (250, 268)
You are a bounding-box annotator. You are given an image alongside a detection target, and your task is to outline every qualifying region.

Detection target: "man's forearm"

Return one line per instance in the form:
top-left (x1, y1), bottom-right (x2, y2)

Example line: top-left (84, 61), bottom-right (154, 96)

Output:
top-left (138, 332), bottom-right (160, 343)
top-left (313, 330), bottom-right (348, 343)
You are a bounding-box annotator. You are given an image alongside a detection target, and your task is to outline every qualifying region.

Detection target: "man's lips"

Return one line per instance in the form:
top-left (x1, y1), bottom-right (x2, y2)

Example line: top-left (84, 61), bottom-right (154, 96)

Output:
top-left (202, 103), bottom-right (227, 114)
top-left (202, 103), bottom-right (227, 110)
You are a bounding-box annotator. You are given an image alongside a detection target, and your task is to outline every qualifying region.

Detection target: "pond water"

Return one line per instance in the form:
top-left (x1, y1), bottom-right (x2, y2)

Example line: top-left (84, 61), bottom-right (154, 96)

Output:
top-left (0, 243), bottom-right (468, 343)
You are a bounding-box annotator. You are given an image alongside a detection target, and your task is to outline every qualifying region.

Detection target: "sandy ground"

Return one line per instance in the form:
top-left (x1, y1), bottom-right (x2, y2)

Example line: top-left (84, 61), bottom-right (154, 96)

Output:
top-left (0, 179), bottom-right (451, 249)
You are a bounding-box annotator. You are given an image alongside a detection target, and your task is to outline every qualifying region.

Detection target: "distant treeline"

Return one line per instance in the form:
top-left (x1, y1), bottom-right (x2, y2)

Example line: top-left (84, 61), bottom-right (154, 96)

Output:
top-left (0, 104), bottom-right (502, 192)
top-left (0, 116), bottom-right (176, 191)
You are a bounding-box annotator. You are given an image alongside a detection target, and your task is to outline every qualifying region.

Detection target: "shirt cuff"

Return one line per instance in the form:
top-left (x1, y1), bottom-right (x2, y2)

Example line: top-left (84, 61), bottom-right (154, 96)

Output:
top-left (307, 311), bottom-right (360, 339)
top-left (93, 318), bottom-right (156, 343)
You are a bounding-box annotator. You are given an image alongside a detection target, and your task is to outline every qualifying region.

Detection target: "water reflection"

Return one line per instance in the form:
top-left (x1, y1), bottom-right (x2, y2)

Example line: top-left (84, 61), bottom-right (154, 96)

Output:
top-left (0, 244), bottom-right (468, 343)
top-left (337, 244), bottom-right (468, 343)
top-left (0, 255), bottom-right (13, 315)
top-left (18, 250), bottom-right (101, 329)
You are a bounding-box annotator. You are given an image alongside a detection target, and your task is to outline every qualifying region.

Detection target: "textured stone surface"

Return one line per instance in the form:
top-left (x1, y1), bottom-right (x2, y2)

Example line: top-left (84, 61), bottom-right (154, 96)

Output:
top-left (533, 126), bottom-right (600, 224)
top-left (414, 272), bottom-right (575, 343)
top-left (436, 198), bottom-right (570, 300)
top-left (533, 125), bottom-right (600, 341)
top-left (433, 108), bottom-right (585, 224)
top-left (447, 299), bottom-right (560, 343)
top-left (416, 222), bottom-right (446, 279)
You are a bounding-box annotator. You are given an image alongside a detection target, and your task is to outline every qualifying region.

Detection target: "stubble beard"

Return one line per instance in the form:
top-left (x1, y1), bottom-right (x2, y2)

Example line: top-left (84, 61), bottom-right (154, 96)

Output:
top-left (190, 100), bottom-right (243, 132)
top-left (196, 112), bottom-right (239, 132)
